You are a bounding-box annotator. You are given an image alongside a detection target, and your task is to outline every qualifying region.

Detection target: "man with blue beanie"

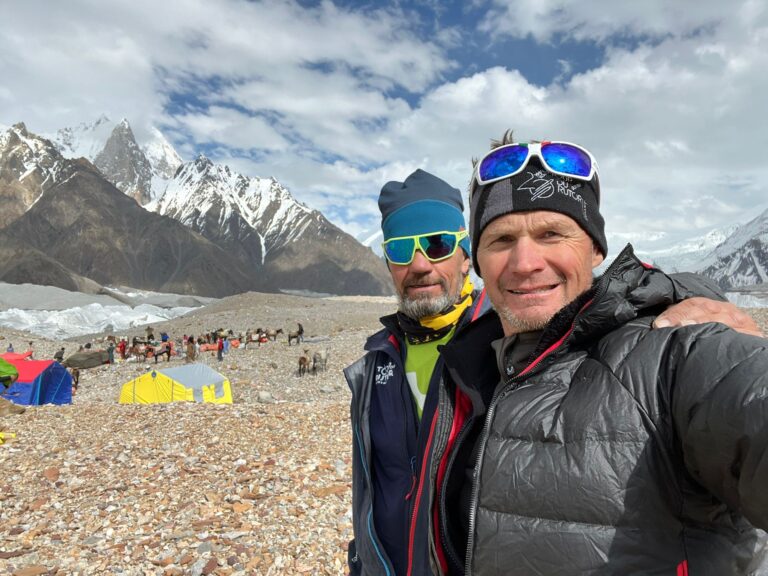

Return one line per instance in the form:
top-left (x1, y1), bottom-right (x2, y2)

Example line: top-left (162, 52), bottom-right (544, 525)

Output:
top-left (345, 169), bottom-right (490, 576)
top-left (343, 166), bottom-right (760, 576)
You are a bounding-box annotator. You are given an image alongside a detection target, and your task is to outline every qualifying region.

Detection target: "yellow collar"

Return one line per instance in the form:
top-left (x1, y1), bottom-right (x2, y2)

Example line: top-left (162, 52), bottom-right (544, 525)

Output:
top-left (418, 275), bottom-right (474, 332)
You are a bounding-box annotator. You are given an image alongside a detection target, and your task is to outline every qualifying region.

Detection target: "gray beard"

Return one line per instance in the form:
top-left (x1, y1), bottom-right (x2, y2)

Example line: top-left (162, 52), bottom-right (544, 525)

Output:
top-left (398, 283), bottom-right (462, 320)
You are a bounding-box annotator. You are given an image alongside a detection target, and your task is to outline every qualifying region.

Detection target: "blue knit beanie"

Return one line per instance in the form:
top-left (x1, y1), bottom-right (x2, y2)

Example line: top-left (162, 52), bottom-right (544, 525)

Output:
top-left (379, 169), bottom-right (470, 256)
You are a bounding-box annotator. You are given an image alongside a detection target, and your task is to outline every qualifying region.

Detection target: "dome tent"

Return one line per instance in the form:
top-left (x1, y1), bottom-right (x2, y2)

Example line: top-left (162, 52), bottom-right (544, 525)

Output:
top-left (119, 363), bottom-right (232, 404)
top-left (0, 354), bottom-right (72, 406)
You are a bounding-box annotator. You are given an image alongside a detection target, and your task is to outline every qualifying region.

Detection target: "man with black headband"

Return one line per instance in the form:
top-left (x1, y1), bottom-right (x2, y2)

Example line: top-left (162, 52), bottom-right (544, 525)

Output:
top-left (344, 166), bottom-right (761, 576)
top-left (432, 132), bottom-right (768, 575)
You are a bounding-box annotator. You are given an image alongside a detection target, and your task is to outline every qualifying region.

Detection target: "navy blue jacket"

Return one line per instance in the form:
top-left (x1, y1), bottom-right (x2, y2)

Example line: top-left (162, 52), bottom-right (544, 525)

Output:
top-left (345, 288), bottom-right (489, 575)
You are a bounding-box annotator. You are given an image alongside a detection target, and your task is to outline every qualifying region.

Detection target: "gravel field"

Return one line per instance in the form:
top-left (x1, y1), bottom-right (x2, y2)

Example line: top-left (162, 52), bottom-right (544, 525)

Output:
top-left (1, 293), bottom-right (766, 575)
top-left (0, 292), bottom-right (395, 576)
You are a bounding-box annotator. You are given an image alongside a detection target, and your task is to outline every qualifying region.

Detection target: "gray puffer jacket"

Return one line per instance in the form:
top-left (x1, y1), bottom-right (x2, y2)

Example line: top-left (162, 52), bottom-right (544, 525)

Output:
top-left (437, 245), bottom-right (768, 576)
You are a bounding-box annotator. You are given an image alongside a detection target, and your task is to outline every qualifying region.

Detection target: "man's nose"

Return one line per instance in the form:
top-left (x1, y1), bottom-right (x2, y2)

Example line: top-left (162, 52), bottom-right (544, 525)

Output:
top-left (409, 248), bottom-right (434, 272)
top-left (510, 238), bottom-right (546, 273)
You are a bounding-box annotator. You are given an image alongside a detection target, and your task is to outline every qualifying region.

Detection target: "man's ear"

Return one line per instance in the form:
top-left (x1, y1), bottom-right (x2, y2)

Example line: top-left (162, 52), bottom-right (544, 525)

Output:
top-left (462, 254), bottom-right (470, 275)
top-left (591, 244), bottom-right (604, 269)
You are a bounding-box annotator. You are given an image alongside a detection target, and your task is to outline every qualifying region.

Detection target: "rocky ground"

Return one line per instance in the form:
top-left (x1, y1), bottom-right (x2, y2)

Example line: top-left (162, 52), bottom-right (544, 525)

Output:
top-left (0, 292), bottom-right (395, 576)
top-left (1, 294), bottom-right (767, 576)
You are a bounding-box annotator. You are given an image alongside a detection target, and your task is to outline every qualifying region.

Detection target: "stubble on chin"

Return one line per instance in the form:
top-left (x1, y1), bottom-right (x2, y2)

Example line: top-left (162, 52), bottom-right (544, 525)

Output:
top-left (496, 305), bottom-right (553, 334)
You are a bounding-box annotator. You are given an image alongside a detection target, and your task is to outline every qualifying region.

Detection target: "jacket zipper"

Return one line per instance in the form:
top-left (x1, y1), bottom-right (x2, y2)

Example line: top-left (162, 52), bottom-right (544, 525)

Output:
top-left (354, 420), bottom-right (394, 575)
top-left (463, 350), bottom-right (563, 575)
top-left (405, 456), bottom-right (417, 500)
top-left (463, 379), bottom-right (518, 576)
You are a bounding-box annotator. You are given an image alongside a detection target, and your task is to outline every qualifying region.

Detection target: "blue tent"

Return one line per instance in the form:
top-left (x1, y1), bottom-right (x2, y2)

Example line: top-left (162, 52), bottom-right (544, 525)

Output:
top-left (0, 355), bottom-right (72, 405)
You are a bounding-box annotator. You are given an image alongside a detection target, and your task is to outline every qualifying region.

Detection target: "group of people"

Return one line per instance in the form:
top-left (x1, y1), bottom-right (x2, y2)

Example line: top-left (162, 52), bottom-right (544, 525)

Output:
top-left (4, 341), bottom-right (34, 356)
top-left (345, 132), bottom-right (768, 575)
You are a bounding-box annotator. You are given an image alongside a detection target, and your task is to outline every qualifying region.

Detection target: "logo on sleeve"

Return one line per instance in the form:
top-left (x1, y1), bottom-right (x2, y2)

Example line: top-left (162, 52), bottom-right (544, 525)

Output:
top-left (375, 361), bottom-right (395, 386)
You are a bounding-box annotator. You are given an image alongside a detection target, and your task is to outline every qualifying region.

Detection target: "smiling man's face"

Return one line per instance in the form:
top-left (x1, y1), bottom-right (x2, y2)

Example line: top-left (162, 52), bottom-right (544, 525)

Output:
top-left (389, 246), bottom-right (470, 320)
top-left (477, 210), bottom-right (603, 335)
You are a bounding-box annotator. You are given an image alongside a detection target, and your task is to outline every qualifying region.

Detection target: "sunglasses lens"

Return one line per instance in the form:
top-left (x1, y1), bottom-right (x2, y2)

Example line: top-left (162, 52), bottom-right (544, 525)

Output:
top-left (384, 238), bottom-right (415, 264)
top-left (419, 233), bottom-right (457, 261)
top-left (478, 145), bottom-right (529, 183)
top-left (541, 143), bottom-right (592, 178)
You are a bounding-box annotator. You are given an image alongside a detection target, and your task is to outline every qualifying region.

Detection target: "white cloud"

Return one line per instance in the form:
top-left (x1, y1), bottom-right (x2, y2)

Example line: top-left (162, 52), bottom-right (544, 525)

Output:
top-left (477, 0), bottom-right (751, 43)
top-left (171, 106), bottom-right (288, 152)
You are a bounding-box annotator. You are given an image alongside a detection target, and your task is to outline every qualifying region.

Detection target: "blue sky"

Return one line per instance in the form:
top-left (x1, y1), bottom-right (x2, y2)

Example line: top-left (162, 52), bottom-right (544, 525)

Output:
top-left (1, 0), bottom-right (768, 258)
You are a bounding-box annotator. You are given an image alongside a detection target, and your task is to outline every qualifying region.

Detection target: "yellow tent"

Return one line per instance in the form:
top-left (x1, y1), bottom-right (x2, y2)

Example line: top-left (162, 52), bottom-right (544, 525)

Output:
top-left (119, 363), bottom-right (232, 404)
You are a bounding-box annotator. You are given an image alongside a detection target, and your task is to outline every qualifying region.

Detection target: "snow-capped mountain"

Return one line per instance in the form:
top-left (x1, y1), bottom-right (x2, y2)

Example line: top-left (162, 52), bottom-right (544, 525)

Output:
top-left (0, 123), bottom-right (68, 228)
top-left (51, 116), bottom-right (181, 203)
top-left (143, 126), bottom-right (183, 180)
top-left (53, 114), bottom-right (114, 160)
top-left (1, 120), bottom-right (392, 295)
top-left (93, 119), bottom-right (154, 204)
top-left (0, 125), bottom-right (260, 296)
top-left (155, 155), bottom-right (308, 264)
top-left (356, 226), bottom-right (384, 257)
top-left (632, 224), bottom-right (740, 273)
top-left (155, 155), bottom-right (392, 295)
top-left (693, 208), bottom-right (768, 289)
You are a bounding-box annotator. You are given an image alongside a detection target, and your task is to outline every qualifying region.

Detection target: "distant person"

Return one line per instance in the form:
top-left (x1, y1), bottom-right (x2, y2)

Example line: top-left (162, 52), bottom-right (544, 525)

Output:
top-left (70, 367), bottom-right (80, 391)
top-left (186, 337), bottom-right (197, 363)
top-left (106, 342), bottom-right (115, 364)
top-left (117, 338), bottom-right (127, 360)
top-left (6, 343), bottom-right (13, 353)
top-left (145, 326), bottom-right (155, 342)
top-left (53, 347), bottom-right (65, 363)
top-left (217, 337), bottom-right (224, 362)
top-left (27, 341), bottom-right (34, 358)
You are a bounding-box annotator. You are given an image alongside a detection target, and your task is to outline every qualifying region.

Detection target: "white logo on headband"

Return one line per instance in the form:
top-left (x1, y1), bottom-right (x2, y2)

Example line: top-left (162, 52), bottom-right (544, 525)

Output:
top-left (517, 170), bottom-right (589, 221)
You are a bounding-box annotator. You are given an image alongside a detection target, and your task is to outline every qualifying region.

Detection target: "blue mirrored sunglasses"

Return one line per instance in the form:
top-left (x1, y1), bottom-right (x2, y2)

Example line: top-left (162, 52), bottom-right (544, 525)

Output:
top-left (382, 230), bottom-right (468, 265)
top-left (473, 141), bottom-right (598, 197)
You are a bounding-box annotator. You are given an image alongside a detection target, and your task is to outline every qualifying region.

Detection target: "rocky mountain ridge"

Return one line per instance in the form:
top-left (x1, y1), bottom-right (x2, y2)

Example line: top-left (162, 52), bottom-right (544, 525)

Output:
top-left (0, 120), bottom-right (391, 296)
top-left (694, 208), bottom-right (768, 289)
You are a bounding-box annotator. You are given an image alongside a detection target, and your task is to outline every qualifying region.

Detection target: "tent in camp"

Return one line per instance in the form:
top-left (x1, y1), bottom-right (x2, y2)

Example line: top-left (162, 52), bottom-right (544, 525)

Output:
top-left (0, 355), bottom-right (72, 405)
top-left (119, 363), bottom-right (232, 404)
top-left (63, 349), bottom-right (110, 369)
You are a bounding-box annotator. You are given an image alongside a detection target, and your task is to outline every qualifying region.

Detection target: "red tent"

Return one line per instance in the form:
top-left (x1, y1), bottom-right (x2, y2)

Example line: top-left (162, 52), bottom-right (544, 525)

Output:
top-left (0, 355), bottom-right (72, 405)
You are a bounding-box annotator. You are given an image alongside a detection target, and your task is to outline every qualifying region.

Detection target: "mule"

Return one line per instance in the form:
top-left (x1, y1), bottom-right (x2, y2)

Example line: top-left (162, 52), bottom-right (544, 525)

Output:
top-left (265, 328), bottom-right (283, 342)
top-left (312, 348), bottom-right (329, 374)
top-left (298, 349), bottom-right (311, 377)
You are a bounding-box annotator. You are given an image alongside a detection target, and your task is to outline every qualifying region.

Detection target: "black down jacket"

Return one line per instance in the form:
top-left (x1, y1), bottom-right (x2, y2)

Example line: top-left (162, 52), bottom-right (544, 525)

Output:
top-left (436, 245), bottom-right (768, 576)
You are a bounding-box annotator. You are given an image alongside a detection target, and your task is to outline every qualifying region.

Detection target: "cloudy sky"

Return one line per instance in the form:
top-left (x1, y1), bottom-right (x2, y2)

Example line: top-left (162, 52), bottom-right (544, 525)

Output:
top-left (2, 0), bottom-right (767, 255)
